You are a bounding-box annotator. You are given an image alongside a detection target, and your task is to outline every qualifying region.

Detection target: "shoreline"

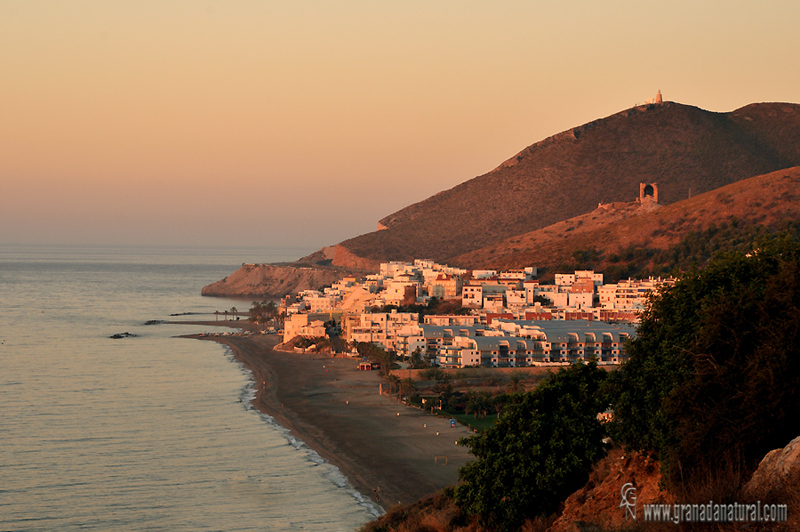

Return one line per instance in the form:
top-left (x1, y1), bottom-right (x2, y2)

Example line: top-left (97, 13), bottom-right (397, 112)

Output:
top-left (176, 321), bottom-right (474, 512)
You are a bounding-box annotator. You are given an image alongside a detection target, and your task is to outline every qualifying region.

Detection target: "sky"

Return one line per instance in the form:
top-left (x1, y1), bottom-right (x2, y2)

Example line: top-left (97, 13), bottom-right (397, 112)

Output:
top-left (2, 1), bottom-right (799, 252)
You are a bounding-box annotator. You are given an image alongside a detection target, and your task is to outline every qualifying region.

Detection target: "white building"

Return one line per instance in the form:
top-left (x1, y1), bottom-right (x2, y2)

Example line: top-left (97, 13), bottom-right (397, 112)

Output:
top-left (283, 313), bottom-right (327, 343)
top-left (599, 277), bottom-right (674, 310)
top-left (347, 311), bottom-right (419, 352)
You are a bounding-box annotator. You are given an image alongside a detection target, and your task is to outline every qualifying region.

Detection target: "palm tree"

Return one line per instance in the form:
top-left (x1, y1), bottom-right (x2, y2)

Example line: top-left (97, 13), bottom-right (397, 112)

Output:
top-left (399, 377), bottom-right (415, 400)
top-left (264, 300), bottom-right (278, 321)
top-left (465, 392), bottom-right (481, 419)
top-left (230, 307), bottom-right (237, 320)
top-left (506, 371), bottom-right (526, 394)
top-left (214, 310), bottom-right (220, 322)
top-left (492, 393), bottom-right (509, 418)
top-left (385, 374), bottom-right (401, 399)
top-left (466, 391), bottom-right (491, 419)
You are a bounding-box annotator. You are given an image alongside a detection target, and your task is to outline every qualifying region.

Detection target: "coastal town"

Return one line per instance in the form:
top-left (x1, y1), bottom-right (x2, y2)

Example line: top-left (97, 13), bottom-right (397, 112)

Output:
top-left (271, 259), bottom-right (674, 369)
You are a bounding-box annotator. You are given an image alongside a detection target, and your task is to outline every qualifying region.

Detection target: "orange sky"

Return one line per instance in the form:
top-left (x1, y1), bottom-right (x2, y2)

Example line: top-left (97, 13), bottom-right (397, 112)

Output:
top-left (2, 1), bottom-right (799, 250)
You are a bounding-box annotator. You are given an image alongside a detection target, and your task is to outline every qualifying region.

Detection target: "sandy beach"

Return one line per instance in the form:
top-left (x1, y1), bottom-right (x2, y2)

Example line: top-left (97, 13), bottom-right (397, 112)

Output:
top-left (181, 324), bottom-right (474, 510)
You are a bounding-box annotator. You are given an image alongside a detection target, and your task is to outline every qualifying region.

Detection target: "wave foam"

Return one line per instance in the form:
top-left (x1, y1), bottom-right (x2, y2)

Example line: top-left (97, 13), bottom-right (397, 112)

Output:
top-left (223, 342), bottom-right (385, 519)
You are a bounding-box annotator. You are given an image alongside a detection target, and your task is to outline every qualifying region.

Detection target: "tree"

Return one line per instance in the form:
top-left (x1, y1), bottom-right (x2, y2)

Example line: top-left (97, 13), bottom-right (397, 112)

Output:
top-left (608, 233), bottom-right (800, 488)
top-left (433, 375), bottom-right (453, 408)
top-left (455, 362), bottom-right (608, 531)
top-left (399, 377), bottom-right (415, 399)
top-left (465, 391), bottom-right (491, 419)
top-left (354, 341), bottom-right (394, 376)
top-left (505, 372), bottom-right (526, 394)
top-left (249, 300), bottom-right (279, 324)
top-left (249, 301), bottom-right (263, 323)
top-left (408, 347), bottom-right (429, 369)
top-left (385, 374), bottom-right (401, 399)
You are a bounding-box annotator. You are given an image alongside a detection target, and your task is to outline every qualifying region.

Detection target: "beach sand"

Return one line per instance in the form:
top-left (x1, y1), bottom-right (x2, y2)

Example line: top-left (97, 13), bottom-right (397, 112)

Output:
top-left (184, 327), bottom-right (474, 511)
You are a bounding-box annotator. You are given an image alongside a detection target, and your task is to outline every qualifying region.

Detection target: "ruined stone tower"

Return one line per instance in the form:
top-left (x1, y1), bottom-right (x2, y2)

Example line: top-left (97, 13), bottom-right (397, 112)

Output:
top-left (638, 182), bottom-right (659, 203)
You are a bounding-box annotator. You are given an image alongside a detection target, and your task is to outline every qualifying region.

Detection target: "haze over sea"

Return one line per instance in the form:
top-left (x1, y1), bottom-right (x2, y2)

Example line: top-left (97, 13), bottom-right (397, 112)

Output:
top-left (0, 244), bottom-right (379, 531)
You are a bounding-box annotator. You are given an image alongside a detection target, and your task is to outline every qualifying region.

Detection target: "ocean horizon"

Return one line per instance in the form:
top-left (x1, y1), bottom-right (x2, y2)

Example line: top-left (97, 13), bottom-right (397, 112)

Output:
top-left (0, 243), bottom-right (380, 531)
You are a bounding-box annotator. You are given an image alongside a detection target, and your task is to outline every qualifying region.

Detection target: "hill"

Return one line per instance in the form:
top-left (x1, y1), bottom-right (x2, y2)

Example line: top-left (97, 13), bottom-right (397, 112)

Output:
top-left (328, 101), bottom-right (800, 266)
top-left (200, 262), bottom-right (365, 298)
top-left (204, 100), bottom-right (800, 297)
top-left (451, 165), bottom-right (800, 280)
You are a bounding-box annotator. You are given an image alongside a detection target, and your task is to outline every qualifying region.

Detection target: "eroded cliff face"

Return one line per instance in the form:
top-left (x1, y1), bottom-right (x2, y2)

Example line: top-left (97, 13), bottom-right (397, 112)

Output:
top-left (547, 448), bottom-right (671, 532)
top-left (297, 244), bottom-right (382, 271)
top-left (201, 263), bottom-right (353, 298)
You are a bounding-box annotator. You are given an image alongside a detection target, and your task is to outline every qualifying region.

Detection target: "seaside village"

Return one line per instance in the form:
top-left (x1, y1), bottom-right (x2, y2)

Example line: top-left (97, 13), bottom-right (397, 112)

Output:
top-left (276, 259), bottom-right (674, 369)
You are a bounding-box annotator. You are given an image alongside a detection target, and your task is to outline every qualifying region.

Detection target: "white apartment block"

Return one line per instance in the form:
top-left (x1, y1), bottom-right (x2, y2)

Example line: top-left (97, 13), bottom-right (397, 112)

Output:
top-left (423, 314), bottom-right (479, 326)
top-left (434, 320), bottom-right (636, 368)
top-left (461, 283), bottom-right (507, 309)
top-left (556, 270), bottom-right (604, 287)
top-left (283, 313), bottom-right (327, 343)
top-left (568, 291), bottom-right (594, 309)
top-left (472, 269), bottom-right (498, 279)
top-left (505, 289), bottom-right (527, 308)
top-left (305, 293), bottom-right (339, 313)
top-left (414, 259), bottom-right (468, 277)
top-left (537, 286), bottom-right (569, 307)
top-left (347, 311), bottom-right (419, 352)
top-left (383, 280), bottom-right (420, 305)
top-left (462, 284), bottom-right (483, 308)
top-left (499, 267), bottom-right (537, 280)
top-left (599, 277), bottom-right (674, 310)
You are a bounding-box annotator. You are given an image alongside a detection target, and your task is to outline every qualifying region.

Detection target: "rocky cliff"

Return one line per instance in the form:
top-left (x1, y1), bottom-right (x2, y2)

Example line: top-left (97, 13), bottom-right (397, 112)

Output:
top-left (201, 263), bottom-right (360, 298)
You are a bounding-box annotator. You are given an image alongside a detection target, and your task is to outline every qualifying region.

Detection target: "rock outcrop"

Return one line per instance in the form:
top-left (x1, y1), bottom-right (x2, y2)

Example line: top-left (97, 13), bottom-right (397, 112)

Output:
top-left (298, 244), bottom-right (382, 271)
top-left (743, 435), bottom-right (800, 499)
top-left (201, 263), bottom-right (358, 298)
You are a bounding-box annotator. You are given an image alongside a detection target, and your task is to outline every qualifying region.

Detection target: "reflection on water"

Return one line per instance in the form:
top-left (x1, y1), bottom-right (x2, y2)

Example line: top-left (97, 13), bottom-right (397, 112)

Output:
top-left (0, 244), bottom-right (376, 531)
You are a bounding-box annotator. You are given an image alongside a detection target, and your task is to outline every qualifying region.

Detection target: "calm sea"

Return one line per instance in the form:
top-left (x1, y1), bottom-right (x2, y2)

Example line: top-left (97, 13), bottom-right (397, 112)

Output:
top-left (0, 244), bottom-right (380, 531)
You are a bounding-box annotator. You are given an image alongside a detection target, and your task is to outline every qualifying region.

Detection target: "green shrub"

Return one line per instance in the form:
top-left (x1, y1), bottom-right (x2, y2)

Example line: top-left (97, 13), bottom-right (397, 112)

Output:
top-left (455, 362), bottom-right (608, 531)
top-left (608, 233), bottom-right (800, 488)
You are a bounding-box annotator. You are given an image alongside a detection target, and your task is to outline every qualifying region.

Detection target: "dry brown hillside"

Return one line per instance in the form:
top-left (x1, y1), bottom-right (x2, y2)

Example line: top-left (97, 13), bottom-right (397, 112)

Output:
top-left (204, 101), bottom-right (800, 297)
top-left (452, 166), bottom-right (800, 277)
top-left (334, 102), bottom-right (800, 265)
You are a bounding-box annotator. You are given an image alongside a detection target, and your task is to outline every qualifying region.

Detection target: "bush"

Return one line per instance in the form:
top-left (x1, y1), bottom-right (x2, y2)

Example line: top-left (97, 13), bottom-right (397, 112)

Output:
top-left (455, 362), bottom-right (608, 531)
top-left (608, 233), bottom-right (800, 489)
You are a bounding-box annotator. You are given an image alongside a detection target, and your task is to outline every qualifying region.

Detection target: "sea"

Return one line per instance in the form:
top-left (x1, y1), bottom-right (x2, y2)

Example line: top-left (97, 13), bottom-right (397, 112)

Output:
top-left (0, 244), bottom-right (381, 531)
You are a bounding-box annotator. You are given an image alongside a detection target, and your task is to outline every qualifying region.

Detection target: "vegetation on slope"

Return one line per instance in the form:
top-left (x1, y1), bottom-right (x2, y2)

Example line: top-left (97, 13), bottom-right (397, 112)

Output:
top-left (455, 362), bottom-right (608, 532)
top-left (455, 166), bottom-right (800, 281)
top-left (607, 233), bottom-right (800, 488)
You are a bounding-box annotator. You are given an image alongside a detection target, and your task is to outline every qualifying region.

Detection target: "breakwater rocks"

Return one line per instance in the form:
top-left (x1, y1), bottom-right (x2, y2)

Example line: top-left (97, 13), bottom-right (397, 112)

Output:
top-left (201, 263), bottom-right (362, 298)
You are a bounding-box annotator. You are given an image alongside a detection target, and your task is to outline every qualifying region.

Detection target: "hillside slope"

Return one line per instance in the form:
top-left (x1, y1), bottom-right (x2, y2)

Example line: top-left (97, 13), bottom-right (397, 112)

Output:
top-left (452, 166), bottom-right (800, 277)
top-left (201, 263), bottom-right (364, 298)
top-left (334, 102), bottom-right (800, 265)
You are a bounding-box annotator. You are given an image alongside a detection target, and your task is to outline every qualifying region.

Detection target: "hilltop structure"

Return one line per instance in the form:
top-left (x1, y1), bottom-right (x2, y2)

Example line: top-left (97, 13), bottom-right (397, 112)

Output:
top-left (645, 90), bottom-right (663, 104)
top-left (637, 182), bottom-right (659, 203)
